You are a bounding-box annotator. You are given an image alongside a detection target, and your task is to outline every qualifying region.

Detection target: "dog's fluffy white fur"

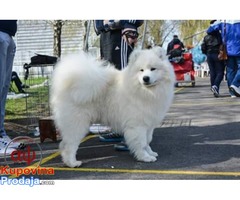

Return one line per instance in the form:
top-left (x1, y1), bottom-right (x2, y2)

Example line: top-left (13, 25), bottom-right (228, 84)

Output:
top-left (50, 47), bottom-right (175, 167)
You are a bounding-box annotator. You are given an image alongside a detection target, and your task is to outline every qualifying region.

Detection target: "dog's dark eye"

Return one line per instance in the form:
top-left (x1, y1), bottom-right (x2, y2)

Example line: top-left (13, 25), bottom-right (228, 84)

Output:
top-left (140, 69), bottom-right (144, 72)
top-left (151, 68), bottom-right (156, 71)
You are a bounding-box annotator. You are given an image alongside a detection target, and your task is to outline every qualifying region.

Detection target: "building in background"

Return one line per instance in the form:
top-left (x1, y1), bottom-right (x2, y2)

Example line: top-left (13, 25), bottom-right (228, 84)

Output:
top-left (13, 20), bottom-right (99, 75)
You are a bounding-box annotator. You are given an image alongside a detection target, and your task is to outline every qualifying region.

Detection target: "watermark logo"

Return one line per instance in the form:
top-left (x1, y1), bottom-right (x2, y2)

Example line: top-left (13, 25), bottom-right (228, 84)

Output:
top-left (11, 146), bottom-right (36, 165)
top-left (1, 136), bottom-right (55, 186)
top-left (4, 136), bottom-right (42, 168)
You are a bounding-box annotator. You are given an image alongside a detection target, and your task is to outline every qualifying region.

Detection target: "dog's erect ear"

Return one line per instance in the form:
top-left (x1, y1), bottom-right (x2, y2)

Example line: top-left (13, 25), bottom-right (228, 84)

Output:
top-left (152, 46), bottom-right (168, 60)
top-left (128, 48), bottom-right (142, 66)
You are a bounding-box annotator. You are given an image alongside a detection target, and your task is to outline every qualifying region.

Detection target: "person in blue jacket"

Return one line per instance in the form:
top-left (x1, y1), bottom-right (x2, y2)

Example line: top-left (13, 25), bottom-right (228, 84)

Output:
top-left (207, 20), bottom-right (240, 97)
top-left (93, 20), bottom-right (143, 150)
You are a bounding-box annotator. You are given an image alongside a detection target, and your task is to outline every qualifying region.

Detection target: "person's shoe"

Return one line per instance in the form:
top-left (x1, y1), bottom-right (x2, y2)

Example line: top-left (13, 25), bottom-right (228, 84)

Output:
top-left (19, 89), bottom-right (26, 93)
top-left (0, 136), bottom-right (26, 149)
top-left (99, 132), bottom-right (124, 142)
top-left (114, 141), bottom-right (129, 151)
top-left (89, 124), bottom-right (124, 142)
top-left (89, 124), bottom-right (112, 134)
top-left (8, 92), bottom-right (16, 95)
top-left (230, 85), bottom-right (240, 97)
top-left (0, 142), bottom-right (15, 155)
top-left (211, 85), bottom-right (219, 97)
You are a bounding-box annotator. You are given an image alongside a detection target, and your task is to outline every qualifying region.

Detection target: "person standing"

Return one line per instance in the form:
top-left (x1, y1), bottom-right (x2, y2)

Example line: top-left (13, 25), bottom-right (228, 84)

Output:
top-left (207, 20), bottom-right (240, 97)
top-left (201, 20), bottom-right (225, 97)
top-left (93, 20), bottom-right (143, 149)
top-left (94, 20), bottom-right (143, 70)
top-left (0, 20), bottom-right (22, 154)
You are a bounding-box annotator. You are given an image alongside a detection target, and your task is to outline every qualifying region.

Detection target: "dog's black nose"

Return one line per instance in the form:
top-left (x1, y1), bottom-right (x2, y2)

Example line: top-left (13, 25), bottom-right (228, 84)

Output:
top-left (143, 76), bottom-right (150, 83)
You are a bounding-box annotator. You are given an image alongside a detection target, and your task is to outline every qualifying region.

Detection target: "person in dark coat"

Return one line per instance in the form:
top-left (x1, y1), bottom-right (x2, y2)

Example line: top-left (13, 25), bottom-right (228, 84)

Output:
top-left (167, 35), bottom-right (185, 57)
top-left (201, 20), bottom-right (225, 97)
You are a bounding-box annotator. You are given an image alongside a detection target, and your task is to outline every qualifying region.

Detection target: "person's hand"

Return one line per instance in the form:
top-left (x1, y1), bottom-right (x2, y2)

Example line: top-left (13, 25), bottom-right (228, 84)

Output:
top-left (122, 28), bottom-right (139, 45)
top-left (103, 20), bottom-right (121, 31)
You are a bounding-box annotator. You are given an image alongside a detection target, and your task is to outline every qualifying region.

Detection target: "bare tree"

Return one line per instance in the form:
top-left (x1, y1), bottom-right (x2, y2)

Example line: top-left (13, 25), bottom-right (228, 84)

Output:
top-left (138, 20), bottom-right (211, 49)
top-left (159, 20), bottom-right (179, 46)
top-left (139, 20), bottom-right (179, 48)
top-left (83, 20), bottom-right (92, 52)
top-left (49, 20), bottom-right (85, 57)
top-left (179, 20), bottom-right (210, 46)
top-left (52, 20), bottom-right (64, 58)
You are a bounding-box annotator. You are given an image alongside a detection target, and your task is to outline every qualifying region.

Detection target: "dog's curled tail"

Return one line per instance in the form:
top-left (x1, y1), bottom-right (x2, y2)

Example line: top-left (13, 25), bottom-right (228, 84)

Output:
top-left (51, 52), bottom-right (115, 104)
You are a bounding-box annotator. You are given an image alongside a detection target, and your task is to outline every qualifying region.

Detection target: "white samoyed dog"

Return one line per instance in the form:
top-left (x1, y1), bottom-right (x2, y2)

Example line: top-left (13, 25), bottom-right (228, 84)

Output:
top-left (50, 46), bottom-right (175, 168)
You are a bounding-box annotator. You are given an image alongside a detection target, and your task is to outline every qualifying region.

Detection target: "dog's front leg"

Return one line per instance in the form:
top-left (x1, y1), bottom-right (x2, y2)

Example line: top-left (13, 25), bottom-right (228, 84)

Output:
top-left (146, 128), bottom-right (158, 157)
top-left (124, 127), bottom-right (157, 162)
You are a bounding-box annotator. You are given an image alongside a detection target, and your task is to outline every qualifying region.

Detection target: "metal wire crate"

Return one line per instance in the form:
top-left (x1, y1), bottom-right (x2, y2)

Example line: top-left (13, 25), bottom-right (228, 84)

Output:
top-left (23, 64), bottom-right (54, 135)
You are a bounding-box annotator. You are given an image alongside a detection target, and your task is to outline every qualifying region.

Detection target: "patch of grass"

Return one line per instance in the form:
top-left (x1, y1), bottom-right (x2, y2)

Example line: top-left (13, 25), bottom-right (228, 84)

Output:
top-left (6, 77), bottom-right (51, 120)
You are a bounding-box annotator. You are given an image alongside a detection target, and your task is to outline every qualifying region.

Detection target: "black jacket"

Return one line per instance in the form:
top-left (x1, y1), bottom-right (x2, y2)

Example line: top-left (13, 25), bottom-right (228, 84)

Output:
top-left (0, 20), bottom-right (17, 36)
top-left (167, 38), bottom-right (184, 55)
top-left (94, 20), bottom-right (143, 35)
top-left (201, 31), bottom-right (222, 54)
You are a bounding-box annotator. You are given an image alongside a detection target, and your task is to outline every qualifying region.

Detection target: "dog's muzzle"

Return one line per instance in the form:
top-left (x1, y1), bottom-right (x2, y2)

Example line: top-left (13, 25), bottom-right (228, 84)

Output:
top-left (142, 76), bottom-right (159, 87)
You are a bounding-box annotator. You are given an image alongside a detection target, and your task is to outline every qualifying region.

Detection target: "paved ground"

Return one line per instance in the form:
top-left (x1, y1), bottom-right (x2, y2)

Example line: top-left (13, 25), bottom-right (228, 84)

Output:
top-left (1, 76), bottom-right (240, 180)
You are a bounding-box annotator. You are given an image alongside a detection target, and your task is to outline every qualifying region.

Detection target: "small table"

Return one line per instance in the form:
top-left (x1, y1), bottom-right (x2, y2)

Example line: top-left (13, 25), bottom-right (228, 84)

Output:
top-left (39, 117), bottom-right (57, 143)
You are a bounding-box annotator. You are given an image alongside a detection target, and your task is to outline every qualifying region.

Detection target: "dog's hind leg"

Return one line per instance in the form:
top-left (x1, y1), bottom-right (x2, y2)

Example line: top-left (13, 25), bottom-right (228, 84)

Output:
top-left (124, 127), bottom-right (157, 162)
top-left (59, 124), bottom-right (89, 168)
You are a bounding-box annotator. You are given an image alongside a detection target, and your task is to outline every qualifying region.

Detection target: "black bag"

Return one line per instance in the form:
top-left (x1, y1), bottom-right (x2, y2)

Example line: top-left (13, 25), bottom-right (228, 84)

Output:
top-left (30, 54), bottom-right (57, 65)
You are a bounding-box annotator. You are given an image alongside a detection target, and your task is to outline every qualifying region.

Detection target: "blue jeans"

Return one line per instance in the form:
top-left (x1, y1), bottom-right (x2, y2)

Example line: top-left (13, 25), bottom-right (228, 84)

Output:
top-left (226, 56), bottom-right (240, 88)
top-left (0, 31), bottom-right (16, 136)
top-left (207, 53), bottom-right (225, 90)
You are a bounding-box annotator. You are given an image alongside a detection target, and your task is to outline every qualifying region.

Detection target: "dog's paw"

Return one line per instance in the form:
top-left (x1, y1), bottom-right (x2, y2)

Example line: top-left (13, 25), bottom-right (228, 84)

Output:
top-left (146, 146), bottom-right (158, 157)
top-left (149, 151), bottom-right (158, 157)
top-left (65, 160), bottom-right (82, 168)
top-left (137, 155), bottom-right (157, 162)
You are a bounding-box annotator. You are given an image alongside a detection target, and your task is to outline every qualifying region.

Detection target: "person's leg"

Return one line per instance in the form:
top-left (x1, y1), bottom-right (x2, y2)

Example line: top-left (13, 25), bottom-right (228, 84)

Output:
top-left (0, 32), bottom-right (16, 137)
top-left (229, 56), bottom-right (240, 96)
top-left (97, 31), bottom-right (126, 144)
top-left (207, 54), bottom-right (216, 87)
top-left (12, 71), bottom-right (24, 93)
top-left (0, 33), bottom-right (27, 150)
top-left (212, 54), bottom-right (225, 91)
top-left (120, 36), bottom-right (128, 69)
top-left (226, 56), bottom-right (237, 88)
top-left (110, 30), bottom-right (122, 70)
top-left (120, 35), bottom-right (135, 69)
top-left (207, 53), bottom-right (219, 97)
top-left (114, 35), bottom-right (134, 150)
top-left (231, 56), bottom-right (240, 87)
top-left (100, 30), bottom-right (121, 70)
